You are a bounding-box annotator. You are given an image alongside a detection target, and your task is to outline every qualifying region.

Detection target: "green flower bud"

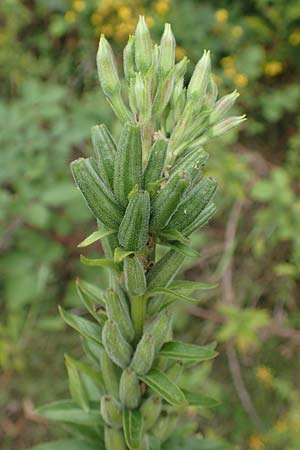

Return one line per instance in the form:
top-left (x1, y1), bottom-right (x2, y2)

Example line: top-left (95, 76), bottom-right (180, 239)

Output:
top-left (159, 23), bottom-right (176, 76)
top-left (101, 395), bottom-right (123, 428)
top-left (211, 114), bottom-right (246, 137)
top-left (204, 76), bottom-right (218, 109)
top-left (100, 349), bottom-right (120, 399)
top-left (131, 333), bottom-right (155, 375)
top-left (91, 124), bottom-right (116, 189)
top-left (146, 249), bottom-right (185, 290)
top-left (174, 56), bottom-right (189, 79)
top-left (135, 16), bottom-right (153, 74)
top-left (165, 361), bottom-right (184, 382)
top-left (153, 410), bottom-right (179, 442)
top-left (119, 368), bottom-right (141, 409)
top-left (141, 396), bottom-right (162, 431)
top-left (143, 137), bottom-right (168, 189)
top-left (123, 35), bottom-right (136, 80)
top-left (105, 289), bottom-right (134, 343)
top-left (210, 90), bottom-right (240, 124)
top-left (124, 255), bottom-right (147, 296)
top-left (102, 320), bottom-right (133, 369)
top-left (148, 310), bottom-right (173, 353)
top-left (182, 202), bottom-right (217, 236)
top-left (104, 426), bottom-right (127, 450)
top-left (152, 71), bottom-right (175, 119)
top-left (134, 72), bottom-right (152, 123)
top-left (97, 35), bottom-right (120, 97)
top-left (187, 50), bottom-right (211, 105)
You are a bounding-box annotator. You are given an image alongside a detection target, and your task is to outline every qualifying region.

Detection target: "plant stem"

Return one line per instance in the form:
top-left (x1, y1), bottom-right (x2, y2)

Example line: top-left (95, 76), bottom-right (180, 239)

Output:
top-left (131, 295), bottom-right (146, 345)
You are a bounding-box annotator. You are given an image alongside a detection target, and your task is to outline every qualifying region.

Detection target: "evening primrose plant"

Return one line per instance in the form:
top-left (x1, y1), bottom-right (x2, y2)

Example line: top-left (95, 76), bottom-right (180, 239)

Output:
top-left (31, 17), bottom-right (244, 450)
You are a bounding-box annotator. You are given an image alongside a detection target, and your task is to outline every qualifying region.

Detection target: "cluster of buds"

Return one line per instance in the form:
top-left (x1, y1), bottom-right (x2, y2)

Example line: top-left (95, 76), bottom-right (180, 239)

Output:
top-left (34, 16), bottom-right (245, 450)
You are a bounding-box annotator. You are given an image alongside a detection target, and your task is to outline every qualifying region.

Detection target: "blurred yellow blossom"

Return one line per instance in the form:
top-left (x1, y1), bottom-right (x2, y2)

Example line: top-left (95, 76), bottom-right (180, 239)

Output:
top-left (145, 16), bottom-right (154, 28)
top-left (117, 6), bottom-right (131, 20)
top-left (72, 0), bottom-right (86, 12)
top-left (249, 434), bottom-right (265, 450)
top-left (255, 366), bottom-right (273, 384)
top-left (64, 10), bottom-right (77, 23)
top-left (274, 419), bottom-right (288, 433)
top-left (101, 24), bottom-right (114, 37)
top-left (289, 30), bottom-right (300, 46)
top-left (175, 46), bottom-right (186, 60)
top-left (234, 73), bottom-right (248, 88)
top-left (264, 61), bottom-right (283, 77)
top-left (221, 55), bottom-right (235, 67)
top-left (231, 25), bottom-right (243, 39)
top-left (91, 13), bottom-right (101, 26)
top-left (215, 9), bottom-right (228, 25)
top-left (154, 0), bottom-right (170, 16)
top-left (225, 66), bottom-right (236, 78)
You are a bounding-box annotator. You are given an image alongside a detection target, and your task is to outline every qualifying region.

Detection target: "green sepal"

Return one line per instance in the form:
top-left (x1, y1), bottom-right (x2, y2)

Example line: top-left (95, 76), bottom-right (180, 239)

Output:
top-left (153, 411), bottom-right (179, 442)
top-left (131, 333), bottom-right (155, 375)
top-left (77, 229), bottom-right (116, 248)
top-left (114, 247), bottom-right (135, 263)
top-left (158, 229), bottom-right (189, 244)
top-left (120, 368), bottom-right (141, 409)
top-left (113, 124), bottom-right (143, 207)
top-left (159, 341), bottom-right (217, 361)
top-left (101, 395), bottom-right (123, 428)
top-left (104, 426), bottom-right (127, 450)
top-left (80, 255), bottom-right (119, 271)
top-left (105, 289), bottom-right (134, 343)
top-left (148, 310), bottom-right (173, 353)
top-left (59, 306), bottom-right (102, 345)
top-left (183, 390), bottom-right (220, 408)
top-left (91, 124), bottom-right (116, 189)
top-left (102, 320), bottom-right (132, 369)
top-left (146, 250), bottom-right (185, 290)
top-left (71, 157), bottom-right (124, 229)
top-left (158, 239), bottom-right (199, 258)
top-left (139, 368), bottom-right (186, 407)
top-left (118, 190), bottom-right (150, 251)
top-left (181, 202), bottom-right (217, 236)
top-left (124, 255), bottom-right (147, 296)
top-left (123, 409), bottom-right (144, 450)
top-left (141, 396), bottom-right (162, 431)
top-left (143, 138), bottom-right (168, 189)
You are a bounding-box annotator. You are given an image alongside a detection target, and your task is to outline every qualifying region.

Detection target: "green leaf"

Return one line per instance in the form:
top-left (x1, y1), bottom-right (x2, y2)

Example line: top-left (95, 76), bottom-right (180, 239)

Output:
top-left (30, 439), bottom-right (103, 450)
top-left (59, 306), bottom-right (102, 345)
top-left (78, 229), bottom-right (116, 247)
top-left (65, 355), bottom-right (90, 411)
top-left (159, 341), bottom-right (217, 361)
top-left (76, 281), bottom-right (106, 325)
top-left (139, 368), bottom-right (186, 407)
top-left (80, 254), bottom-right (119, 271)
top-left (114, 246), bottom-right (134, 263)
top-left (123, 409), bottom-right (143, 450)
top-left (160, 240), bottom-right (199, 258)
top-left (64, 354), bottom-right (104, 390)
top-left (159, 229), bottom-right (189, 244)
top-left (163, 437), bottom-right (232, 450)
top-left (148, 287), bottom-right (201, 303)
top-left (76, 279), bottom-right (105, 306)
top-left (36, 400), bottom-right (103, 427)
top-left (183, 390), bottom-right (219, 408)
top-left (168, 280), bottom-right (218, 293)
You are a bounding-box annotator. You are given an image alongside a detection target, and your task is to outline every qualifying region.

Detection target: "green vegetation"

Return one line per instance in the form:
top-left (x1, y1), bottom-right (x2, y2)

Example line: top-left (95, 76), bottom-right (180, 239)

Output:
top-left (1, 1), bottom-right (299, 450)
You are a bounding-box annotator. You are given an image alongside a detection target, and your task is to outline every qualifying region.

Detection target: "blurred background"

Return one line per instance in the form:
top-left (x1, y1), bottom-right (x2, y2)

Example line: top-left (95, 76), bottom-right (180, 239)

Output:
top-left (0, 0), bottom-right (300, 449)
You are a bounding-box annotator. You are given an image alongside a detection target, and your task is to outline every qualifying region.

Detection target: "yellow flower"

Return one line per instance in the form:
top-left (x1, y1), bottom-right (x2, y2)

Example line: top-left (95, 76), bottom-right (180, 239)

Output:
top-left (225, 66), bottom-right (236, 78)
top-left (145, 16), bottom-right (154, 28)
top-left (274, 419), bottom-right (288, 433)
top-left (64, 10), bottom-right (77, 23)
top-left (90, 13), bottom-right (101, 26)
top-left (221, 55), bottom-right (235, 67)
top-left (215, 8), bottom-right (228, 25)
top-left (264, 61), bottom-right (283, 77)
top-left (289, 31), bottom-right (300, 46)
top-left (154, 0), bottom-right (169, 16)
top-left (72, 0), bottom-right (85, 12)
top-left (249, 434), bottom-right (265, 450)
top-left (101, 24), bottom-right (114, 37)
top-left (117, 6), bottom-right (131, 20)
top-left (231, 25), bottom-right (243, 39)
top-left (255, 366), bottom-right (272, 384)
top-left (234, 73), bottom-right (248, 88)
top-left (175, 46), bottom-right (186, 60)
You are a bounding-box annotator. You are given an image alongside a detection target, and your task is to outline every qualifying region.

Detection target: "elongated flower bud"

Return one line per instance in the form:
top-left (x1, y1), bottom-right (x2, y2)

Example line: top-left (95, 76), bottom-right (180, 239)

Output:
top-left (119, 368), bottom-right (141, 409)
top-left (211, 114), bottom-right (246, 137)
top-left (146, 249), bottom-right (185, 289)
top-left (123, 35), bottom-right (136, 80)
top-left (97, 35), bottom-right (120, 97)
top-left (148, 310), bottom-right (173, 352)
top-left (91, 124), bottom-right (116, 189)
top-left (105, 426), bottom-right (127, 450)
top-left (143, 138), bottom-right (168, 189)
top-left (131, 333), bottom-right (155, 375)
top-left (187, 50), bottom-right (211, 105)
top-left (124, 256), bottom-right (147, 296)
top-left (182, 202), bottom-right (217, 236)
top-left (101, 395), bottom-right (123, 428)
top-left (102, 320), bottom-right (132, 369)
top-left (210, 90), bottom-right (240, 123)
top-left (141, 396), bottom-right (162, 431)
top-left (159, 23), bottom-right (176, 76)
top-left (105, 289), bottom-right (134, 343)
top-left (135, 16), bottom-right (153, 73)
top-left (153, 411), bottom-right (179, 442)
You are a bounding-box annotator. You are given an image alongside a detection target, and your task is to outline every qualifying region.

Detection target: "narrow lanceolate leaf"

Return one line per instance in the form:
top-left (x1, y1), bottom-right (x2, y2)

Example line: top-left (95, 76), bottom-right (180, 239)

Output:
top-left (59, 306), bottom-right (102, 345)
top-left (159, 229), bottom-right (189, 244)
top-left (148, 287), bottom-right (202, 303)
top-left (123, 409), bottom-right (143, 450)
top-left (168, 280), bottom-right (218, 293)
top-left (36, 400), bottom-right (103, 427)
top-left (76, 281), bottom-right (106, 325)
top-left (77, 229), bottom-right (116, 248)
top-left (80, 255), bottom-right (119, 271)
top-left (29, 439), bottom-right (103, 450)
top-left (71, 158), bottom-right (123, 229)
top-left (183, 390), bottom-right (220, 408)
top-left (113, 124), bottom-right (143, 208)
top-left (91, 124), bottom-right (116, 189)
top-left (76, 279), bottom-right (105, 306)
top-left (159, 240), bottom-right (199, 258)
top-left (159, 341), bottom-right (218, 362)
top-left (65, 355), bottom-right (89, 411)
top-left (139, 368), bottom-right (186, 407)
top-left (65, 354), bottom-right (105, 391)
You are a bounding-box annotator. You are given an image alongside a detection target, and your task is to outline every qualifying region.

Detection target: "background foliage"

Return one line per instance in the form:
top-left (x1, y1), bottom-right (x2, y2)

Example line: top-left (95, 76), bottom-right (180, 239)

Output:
top-left (0, 1), bottom-right (299, 449)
